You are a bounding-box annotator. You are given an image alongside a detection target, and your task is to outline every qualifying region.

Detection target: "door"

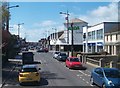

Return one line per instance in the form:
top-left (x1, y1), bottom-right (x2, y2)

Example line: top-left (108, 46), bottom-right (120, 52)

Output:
top-left (93, 68), bottom-right (104, 86)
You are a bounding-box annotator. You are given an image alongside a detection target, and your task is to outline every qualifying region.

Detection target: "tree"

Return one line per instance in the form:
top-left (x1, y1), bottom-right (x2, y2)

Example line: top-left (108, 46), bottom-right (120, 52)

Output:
top-left (1, 2), bottom-right (10, 30)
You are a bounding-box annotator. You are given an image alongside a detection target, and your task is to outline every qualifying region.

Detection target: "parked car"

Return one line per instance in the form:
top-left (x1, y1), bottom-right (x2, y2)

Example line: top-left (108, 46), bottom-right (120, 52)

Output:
top-left (56, 53), bottom-right (68, 61)
top-left (53, 51), bottom-right (60, 59)
top-left (19, 64), bottom-right (41, 85)
top-left (90, 67), bottom-right (120, 88)
top-left (37, 48), bottom-right (44, 52)
top-left (65, 57), bottom-right (82, 69)
top-left (43, 48), bottom-right (48, 52)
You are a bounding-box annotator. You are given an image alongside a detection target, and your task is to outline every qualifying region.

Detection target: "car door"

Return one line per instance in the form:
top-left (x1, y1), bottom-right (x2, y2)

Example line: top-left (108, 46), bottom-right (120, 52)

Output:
top-left (93, 68), bottom-right (104, 86)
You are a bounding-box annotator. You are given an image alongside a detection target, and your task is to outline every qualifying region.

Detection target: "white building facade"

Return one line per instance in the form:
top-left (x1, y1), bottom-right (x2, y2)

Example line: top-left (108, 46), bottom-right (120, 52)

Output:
top-left (83, 24), bottom-right (104, 53)
top-left (83, 22), bottom-right (119, 53)
top-left (49, 18), bottom-right (88, 51)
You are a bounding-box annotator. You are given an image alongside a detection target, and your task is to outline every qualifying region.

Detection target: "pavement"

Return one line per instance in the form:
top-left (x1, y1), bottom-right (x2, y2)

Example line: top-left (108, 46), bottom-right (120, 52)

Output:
top-left (1, 59), bottom-right (20, 88)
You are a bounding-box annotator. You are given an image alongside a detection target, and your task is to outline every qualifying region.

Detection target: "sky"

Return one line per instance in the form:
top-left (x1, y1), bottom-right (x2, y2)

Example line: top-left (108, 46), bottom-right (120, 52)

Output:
top-left (9, 1), bottom-right (118, 42)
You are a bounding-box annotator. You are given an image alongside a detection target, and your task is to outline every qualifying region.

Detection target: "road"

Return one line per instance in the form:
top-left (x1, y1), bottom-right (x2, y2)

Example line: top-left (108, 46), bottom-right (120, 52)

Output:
top-left (2, 52), bottom-right (98, 88)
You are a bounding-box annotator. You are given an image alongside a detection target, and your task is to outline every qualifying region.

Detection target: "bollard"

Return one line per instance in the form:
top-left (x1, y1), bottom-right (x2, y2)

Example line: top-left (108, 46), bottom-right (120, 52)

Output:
top-left (99, 58), bottom-right (105, 67)
top-left (110, 61), bottom-right (116, 68)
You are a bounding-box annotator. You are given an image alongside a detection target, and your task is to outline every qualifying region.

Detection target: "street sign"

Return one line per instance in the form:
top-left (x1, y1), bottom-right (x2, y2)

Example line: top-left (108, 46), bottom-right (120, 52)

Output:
top-left (68, 26), bottom-right (80, 30)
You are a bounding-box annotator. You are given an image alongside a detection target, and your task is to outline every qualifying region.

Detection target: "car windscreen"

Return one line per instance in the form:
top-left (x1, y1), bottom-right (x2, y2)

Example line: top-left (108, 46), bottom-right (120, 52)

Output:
top-left (104, 69), bottom-right (120, 78)
top-left (60, 53), bottom-right (66, 56)
top-left (70, 58), bottom-right (79, 62)
top-left (55, 52), bottom-right (60, 54)
top-left (21, 68), bottom-right (37, 72)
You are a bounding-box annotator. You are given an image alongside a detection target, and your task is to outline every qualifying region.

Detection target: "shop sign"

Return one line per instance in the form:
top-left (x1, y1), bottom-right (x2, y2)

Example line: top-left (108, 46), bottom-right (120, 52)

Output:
top-left (68, 26), bottom-right (80, 30)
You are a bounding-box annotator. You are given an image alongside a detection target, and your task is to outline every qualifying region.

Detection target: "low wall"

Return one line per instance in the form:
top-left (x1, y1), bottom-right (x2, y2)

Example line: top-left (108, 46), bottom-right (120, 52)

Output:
top-left (78, 54), bottom-right (118, 67)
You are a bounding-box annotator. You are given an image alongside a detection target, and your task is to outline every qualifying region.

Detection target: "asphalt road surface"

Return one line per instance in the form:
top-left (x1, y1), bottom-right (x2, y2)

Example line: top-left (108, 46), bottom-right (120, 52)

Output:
top-left (2, 52), bottom-right (99, 88)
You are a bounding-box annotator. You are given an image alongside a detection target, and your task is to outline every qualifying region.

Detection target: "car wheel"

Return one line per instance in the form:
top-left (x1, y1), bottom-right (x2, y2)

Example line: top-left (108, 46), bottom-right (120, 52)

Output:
top-left (19, 82), bottom-right (23, 86)
top-left (90, 77), bottom-right (95, 85)
top-left (102, 84), bottom-right (106, 88)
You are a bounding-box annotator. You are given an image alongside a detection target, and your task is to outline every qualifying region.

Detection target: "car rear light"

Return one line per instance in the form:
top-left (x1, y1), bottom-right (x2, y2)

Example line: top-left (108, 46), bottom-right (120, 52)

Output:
top-left (19, 73), bottom-right (24, 77)
top-left (36, 73), bottom-right (39, 76)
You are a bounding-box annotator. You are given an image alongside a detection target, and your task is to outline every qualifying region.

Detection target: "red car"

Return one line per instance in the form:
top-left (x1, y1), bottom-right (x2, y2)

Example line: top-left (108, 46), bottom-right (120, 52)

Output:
top-left (65, 57), bottom-right (82, 69)
top-left (44, 48), bottom-right (48, 52)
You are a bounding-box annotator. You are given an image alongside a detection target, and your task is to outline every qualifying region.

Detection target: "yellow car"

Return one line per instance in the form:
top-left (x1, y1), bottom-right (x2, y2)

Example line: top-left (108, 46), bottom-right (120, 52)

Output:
top-left (19, 64), bottom-right (41, 85)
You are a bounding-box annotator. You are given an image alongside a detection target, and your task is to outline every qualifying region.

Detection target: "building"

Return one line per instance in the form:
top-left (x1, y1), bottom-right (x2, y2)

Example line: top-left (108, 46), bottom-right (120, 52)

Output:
top-left (83, 22), bottom-right (119, 53)
top-left (104, 24), bottom-right (120, 55)
top-left (49, 18), bottom-right (88, 52)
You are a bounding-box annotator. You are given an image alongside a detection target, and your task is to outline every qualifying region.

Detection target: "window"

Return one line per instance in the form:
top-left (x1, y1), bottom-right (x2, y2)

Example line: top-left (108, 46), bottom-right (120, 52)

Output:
top-left (70, 58), bottom-right (79, 62)
top-left (92, 31), bottom-right (95, 40)
top-left (83, 33), bottom-right (86, 40)
top-left (88, 32), bottom-right (92, 40)
top-left (116, 34), bottom-right (118, 40)
top-left (95, 68), bottom-right (103, 75)
top-left (97, 29), bottom-right (103, 39)
top-left (106, 35), bottom-right (108, 41)
top-left (22, 68), bottom-right (37, 72)
top-left (110, 35), bottom-right (112, 41)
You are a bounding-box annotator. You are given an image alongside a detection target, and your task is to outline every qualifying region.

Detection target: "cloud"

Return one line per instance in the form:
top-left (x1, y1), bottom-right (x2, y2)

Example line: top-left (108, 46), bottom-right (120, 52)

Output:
top-left (34, 20), bottom-right (57, 27)
top-left (10, 20), bottom-right (64, 42)
top-left (78, 2), bottom-right (118, 25)
top-left (10, 2), bottom-right (118, 42)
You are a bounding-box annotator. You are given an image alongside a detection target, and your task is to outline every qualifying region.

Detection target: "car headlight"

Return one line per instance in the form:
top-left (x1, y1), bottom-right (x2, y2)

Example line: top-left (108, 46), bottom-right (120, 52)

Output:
top-left (59, 56), bottom-right (62, 58)
top-left (108, 81), bottom-right (114, 86)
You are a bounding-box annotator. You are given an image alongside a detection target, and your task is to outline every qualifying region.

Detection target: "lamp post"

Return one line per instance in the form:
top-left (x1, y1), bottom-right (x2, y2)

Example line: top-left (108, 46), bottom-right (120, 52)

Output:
top-left (18, 23), bottom-right (24, 38)
top-left (60, 10), bottom-right (69, 45)
top-left (71, 23), bottom-right (74, 57)
top-left (52, 28), bottom-right (57, 51)
top-left (6, 4), bottom-right (19, 31)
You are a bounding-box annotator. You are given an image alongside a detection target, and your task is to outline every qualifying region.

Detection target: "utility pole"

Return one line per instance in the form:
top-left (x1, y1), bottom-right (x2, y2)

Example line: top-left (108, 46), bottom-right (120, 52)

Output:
top-left (60, 10), bottom-right (69, 44)
top-left (18, 23), bottom-right (24, 39)
top-left (6, 4), bottom-right (19, 31)
top-left (71, 23), bottom-right (74, 57)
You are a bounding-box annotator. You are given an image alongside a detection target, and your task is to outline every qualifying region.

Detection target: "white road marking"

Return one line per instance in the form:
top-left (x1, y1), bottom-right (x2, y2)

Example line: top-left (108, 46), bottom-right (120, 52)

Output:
top-left (79, 70), bottom-right (90, 77)
top-left (82, 79), bottom-right (85, 81)
top-left (86, 81), bottom-right (89, 84)
top-left (86, 70), bottom-right (91, 73)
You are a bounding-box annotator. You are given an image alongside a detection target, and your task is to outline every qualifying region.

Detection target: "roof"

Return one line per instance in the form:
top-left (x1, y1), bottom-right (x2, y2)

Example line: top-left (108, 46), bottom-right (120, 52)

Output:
top-left (64, 18), bottom-right (88, 24)
top-left (23, 64), bottom-right (37, 68)
top-left (70, 18), bottom-right (87, 23)
top-left (95, 67), bottom-right (119, 70)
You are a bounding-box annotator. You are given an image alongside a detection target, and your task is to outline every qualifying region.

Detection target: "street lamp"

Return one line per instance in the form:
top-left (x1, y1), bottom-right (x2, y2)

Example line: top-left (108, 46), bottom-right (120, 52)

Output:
top-left (18, 23), bottom-right (24, 38)
top-left (60, 10), bottom-right (69, 45)
top-left (6, 5), bottom-right (19, 31)
top-left (7, 5), bottom-right (19, 9)
top-left (71, 23), bottom-right (74, 57)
